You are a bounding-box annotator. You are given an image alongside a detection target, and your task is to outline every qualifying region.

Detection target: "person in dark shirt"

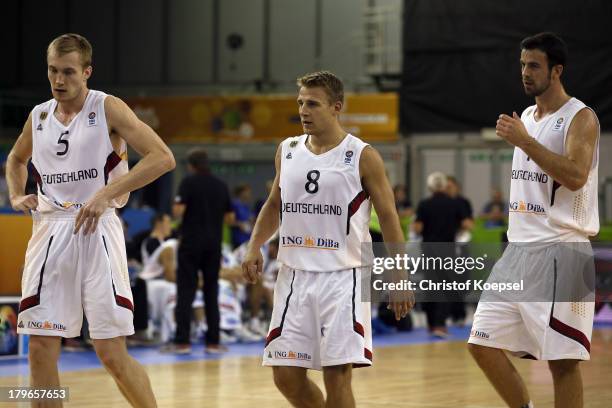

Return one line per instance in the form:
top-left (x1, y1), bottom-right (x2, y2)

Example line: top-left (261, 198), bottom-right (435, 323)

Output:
top-left (446, 176), bottom-right (475, 325)
top-left (413, 172), bottom-right (470, 337)
top-left (163, 148), bottom-right (234, 354)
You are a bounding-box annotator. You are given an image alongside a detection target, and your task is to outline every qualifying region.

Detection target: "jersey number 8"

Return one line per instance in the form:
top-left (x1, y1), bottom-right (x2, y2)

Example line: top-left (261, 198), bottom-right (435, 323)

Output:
top-left (305, 170), bottom-right (320, 194)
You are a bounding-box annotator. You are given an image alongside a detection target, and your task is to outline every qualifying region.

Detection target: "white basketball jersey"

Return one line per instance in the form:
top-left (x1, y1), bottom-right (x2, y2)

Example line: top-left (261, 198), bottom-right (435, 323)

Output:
top-left (277, 134), bottom-right (373, 272)
top-left (30, 90), bottom-right (129, 212)
top-left (139, 238), bottom-right (178, 280)
top-left (507, 98), bottom-right (599, 242)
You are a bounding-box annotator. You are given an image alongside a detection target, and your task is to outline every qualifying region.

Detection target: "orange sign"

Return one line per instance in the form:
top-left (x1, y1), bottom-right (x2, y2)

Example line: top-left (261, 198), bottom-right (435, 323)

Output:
top-left (125, 93), bottom-right (397, 143)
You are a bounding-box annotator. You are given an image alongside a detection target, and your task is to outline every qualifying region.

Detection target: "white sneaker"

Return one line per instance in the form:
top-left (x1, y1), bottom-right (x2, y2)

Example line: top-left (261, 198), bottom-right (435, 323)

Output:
top-left (234, 326), bottom-right (263, 343)
top-left (220, 330), bottom-right (238, 344)
top-left (249, 317), bottom-right (269, 337)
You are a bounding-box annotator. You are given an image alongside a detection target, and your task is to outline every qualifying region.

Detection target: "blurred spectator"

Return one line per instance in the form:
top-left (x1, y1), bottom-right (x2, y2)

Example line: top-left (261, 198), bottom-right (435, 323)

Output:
top-left (484, 204), bottom-right (507, 228)
top-left (166, 148), bottom-right (234, 354)
top-left (254, 180), bottom-right (274, 217)
top-left (482, 189), bottom-right (508, 228)
top-left (393, 184), bottom-right (413, 239)
top-left (446, 176), bottom-right (474, 325)
top-left (446, 176), bottom-right (474, 241)
top-left (231, 184), bottom-right (255, 248)
top-left (412, 172), bottom-right (470, 338)
top-left (130, 213), bottom-right (176, 344)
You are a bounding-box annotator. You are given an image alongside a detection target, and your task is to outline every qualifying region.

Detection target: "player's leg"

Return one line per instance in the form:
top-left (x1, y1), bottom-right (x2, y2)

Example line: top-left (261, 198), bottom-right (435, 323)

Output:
top-left (319, 268), bottom-right (372, 407)
top-left (28, 335), bottom-right (62, 408)
top-left (17, 216), bottom-right (82, 407)
top-left (548, 360), bottom-right (582, 408)
top-left (468, 343), bottom-right (531, 407)
top-left (322, 364), bottom-right (354, 408)
top-left (264, 267), bottom-right (322, 405)
top-left (93, 337), bottom-right (156, 408)
top-left (272, 366), bottom-right (324, 408)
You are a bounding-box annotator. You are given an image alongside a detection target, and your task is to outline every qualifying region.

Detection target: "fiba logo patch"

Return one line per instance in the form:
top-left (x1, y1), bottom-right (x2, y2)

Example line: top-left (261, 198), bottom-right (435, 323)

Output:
top-left (553, 117), bottom-right (565, 131)
top-left (88, 112), bottom-right (97, 126)
top-left (344, 150), bottom-right (354, 165)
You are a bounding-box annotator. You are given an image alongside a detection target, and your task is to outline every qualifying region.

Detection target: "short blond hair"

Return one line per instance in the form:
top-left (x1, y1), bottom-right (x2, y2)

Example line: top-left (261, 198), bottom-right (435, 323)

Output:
top-left (297, 71), bottom-right (344, 104)
top-left (47, 33), bottom-right (92, 68)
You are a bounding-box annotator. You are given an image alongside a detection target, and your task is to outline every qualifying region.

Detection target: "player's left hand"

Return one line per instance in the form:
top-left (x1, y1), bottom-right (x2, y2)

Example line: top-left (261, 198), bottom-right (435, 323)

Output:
top-left (74, 193), bottom-right (111, 235)
top-left (496, 112), bottom-right (530, 147)
top-left (388, 289), bottom-right (416, 321)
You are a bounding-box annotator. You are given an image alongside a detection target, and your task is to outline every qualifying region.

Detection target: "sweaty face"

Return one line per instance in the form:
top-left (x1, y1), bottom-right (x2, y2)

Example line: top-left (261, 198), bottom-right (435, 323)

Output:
top-left (297, 86), bottom-right (340, 136)
top-left (520, 49), bottom-right (552, 97)
top-left (47, 50), bottom-right (91, 102)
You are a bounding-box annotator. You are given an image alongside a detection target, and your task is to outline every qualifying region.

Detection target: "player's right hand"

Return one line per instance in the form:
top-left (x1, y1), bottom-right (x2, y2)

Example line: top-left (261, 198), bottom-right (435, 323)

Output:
top-left (242, 249), bottom-right (264, 284)
top-left (10, 194), bottom-right (38, 213)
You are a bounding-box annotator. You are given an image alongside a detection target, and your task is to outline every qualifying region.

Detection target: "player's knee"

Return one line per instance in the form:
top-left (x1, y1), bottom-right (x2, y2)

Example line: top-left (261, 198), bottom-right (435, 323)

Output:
top-left (97, 350), bottom-right (127, 379)
top-left (272, 367), bottom-right (306, 397)
top-left (467, 343), bottom-right (490, 361)
top-left (29, 337), bottom-right (59, 367)
top-left (323, 365), bottom-right (352, 391)
top-left (548, 359), bottom-right (580, 377)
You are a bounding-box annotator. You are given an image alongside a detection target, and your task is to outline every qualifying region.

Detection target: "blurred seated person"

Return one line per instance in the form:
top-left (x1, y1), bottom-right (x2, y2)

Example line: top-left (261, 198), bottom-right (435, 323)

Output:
top-left (393, 184), bottom-right (413, 239)
top-left (483, 203), bottom-right (507, 228)
top-left (230, 184), bottom-right (255, 249)
top-left (481, 189), bottom-right (508, 227)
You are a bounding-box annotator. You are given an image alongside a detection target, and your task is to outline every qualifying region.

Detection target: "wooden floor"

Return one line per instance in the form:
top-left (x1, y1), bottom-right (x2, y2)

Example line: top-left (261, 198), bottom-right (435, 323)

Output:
top-left (2, 329), bottom-right (612, 407)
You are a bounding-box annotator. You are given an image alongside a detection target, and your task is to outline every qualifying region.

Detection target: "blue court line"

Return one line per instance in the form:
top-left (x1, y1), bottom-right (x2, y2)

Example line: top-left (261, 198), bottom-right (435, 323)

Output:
top-left (2, 324), bottom-right (611, 378)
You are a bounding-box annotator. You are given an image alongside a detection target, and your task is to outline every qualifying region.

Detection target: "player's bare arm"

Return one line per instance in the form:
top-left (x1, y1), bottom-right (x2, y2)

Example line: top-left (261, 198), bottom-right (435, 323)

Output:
top-left (159, 247), bottom-right (176, 283)
top-left (242, 143), bottom-right (282, 283)
top-left (496, 108), bottom-right (598, 191)
top-left (6, 112), bottom-right (38, 212)
top-left (360, 146), bottom-right (415, 319)
top-left (74, 95), bottom-right (176, 234)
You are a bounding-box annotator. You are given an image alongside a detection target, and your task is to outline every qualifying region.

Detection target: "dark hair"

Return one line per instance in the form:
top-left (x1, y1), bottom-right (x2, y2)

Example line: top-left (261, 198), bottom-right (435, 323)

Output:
top-left (297, 70), bottom-right (344, 104)
top-left (446, 175), bottom-right (460, 187)
top-left (520, 32), bottom-right (568, 70)
top-left (151, 212), bottom-right (168, 227)
top-left (233, 183), bottom-right (251, 197)
top-left (187, 148), bottom-right (209, 174)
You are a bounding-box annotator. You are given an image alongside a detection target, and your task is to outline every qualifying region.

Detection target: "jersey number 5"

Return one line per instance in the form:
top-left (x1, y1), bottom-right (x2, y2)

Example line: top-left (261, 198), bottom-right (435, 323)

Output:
top-left (57, 131), bottom-right (69, 156)
top-left (305, 170), bottom-right (320, 194)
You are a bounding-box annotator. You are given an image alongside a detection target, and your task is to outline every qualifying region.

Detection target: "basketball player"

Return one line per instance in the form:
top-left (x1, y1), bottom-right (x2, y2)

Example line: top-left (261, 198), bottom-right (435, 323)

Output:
top-left (468, 33), bottom-right (599, 408)
top-left (242, 71), bottom-right (414, 408)
top-left (6, 33), bottom-right (175, 407)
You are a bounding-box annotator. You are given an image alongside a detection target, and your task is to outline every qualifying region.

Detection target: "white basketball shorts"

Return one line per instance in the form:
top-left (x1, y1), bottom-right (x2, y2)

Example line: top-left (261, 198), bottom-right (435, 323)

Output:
top-left (469, 243), bottom-right (594, 360)
top-left (263, 265), bottom-right (372, 370)
top-left (17, 209), bottom-right (134, 339)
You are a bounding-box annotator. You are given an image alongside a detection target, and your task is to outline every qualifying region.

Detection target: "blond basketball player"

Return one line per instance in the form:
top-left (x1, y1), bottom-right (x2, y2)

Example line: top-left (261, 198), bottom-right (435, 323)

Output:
top-left (241, 71), bottom-right (414, 408)
top-left (468, 33), bottom-right (600, 408)
top-left (6, 34), bottom-right (175, 407)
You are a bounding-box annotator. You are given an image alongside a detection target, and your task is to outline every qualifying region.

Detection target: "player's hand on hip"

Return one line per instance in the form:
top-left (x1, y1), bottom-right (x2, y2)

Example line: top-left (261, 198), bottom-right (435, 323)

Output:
top-left (241, 250), bottom-right (263, 284)
top-left (74, 194), bottom-right (110, 235)
top-left (496, 112), bottom-right (529, 147)
top-left (388, 289), bottom-right (415, 321)
top-left (10, 194), bottom-right (38, 213)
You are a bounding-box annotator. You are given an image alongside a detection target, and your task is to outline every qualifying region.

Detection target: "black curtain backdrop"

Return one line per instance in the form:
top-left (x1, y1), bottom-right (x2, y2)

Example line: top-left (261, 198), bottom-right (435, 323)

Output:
top-left (401, 0), bottom-right (612, 132)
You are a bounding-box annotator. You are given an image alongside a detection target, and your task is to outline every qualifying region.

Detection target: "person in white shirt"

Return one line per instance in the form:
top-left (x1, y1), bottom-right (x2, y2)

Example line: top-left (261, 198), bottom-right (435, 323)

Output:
top-left (468, 32), bottom-right (599, 408)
